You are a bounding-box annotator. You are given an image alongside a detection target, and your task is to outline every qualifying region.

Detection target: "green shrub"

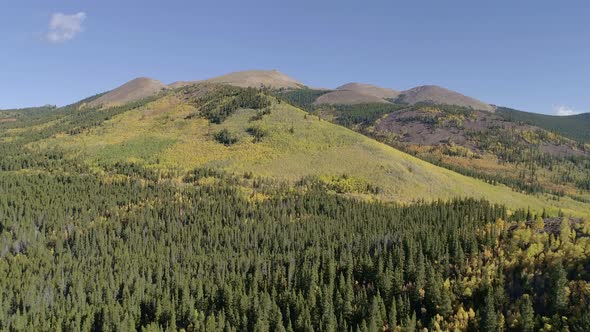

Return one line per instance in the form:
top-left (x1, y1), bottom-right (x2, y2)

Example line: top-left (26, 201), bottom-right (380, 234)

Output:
top-left (246, 126), bottom-right (268, 143)
top-left (213, 129), bottom-right (238, 146)
top-left (249, 107), bottom-right (272, 122)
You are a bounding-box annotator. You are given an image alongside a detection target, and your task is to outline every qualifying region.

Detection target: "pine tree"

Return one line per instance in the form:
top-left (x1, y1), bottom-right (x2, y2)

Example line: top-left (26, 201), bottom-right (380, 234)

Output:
top-left (340, 273), bottom-right (354, 321)
top-left (359, 319), bottom-right (368, 332)
top-left (402, 311), bottom-right (416, 331)
top-left (388, 297), bottom-right (397, 330)
top-left (480, 287), bottom-right (498, 332)
top-left (205, 314), bottom-right (217, 331)
top-left (321, 297), bottom-right (337, 332)
top-left (519, 295), bottom-right (535, 332)
top-left (549, 261), bottom-right (568, 314)
top-left (425, 266), bottom-right (442, 318)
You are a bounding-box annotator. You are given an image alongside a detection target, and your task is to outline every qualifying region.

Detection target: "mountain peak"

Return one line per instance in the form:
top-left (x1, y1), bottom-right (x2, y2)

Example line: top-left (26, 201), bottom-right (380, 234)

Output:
top-left (336, 82), bottom-right (400, 99)
top-left (169, 70), bottom-right (305, 90)
top-left (204, 69), bottom-right (305, 89)
top-left (400, 85), bottom-right (494, 111)
top-left (127, 77), bottom-right (162, 84)
top-left (89, 77), bottom-right (168, 107)
top-left (313, 82), bottom-right (399, 105)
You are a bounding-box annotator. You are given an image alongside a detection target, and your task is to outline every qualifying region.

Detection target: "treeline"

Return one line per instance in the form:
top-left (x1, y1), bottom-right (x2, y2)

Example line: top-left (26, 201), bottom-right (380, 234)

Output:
top-left (195, 86), bottom-right (271, 123)
top-left (0, 96), bottom-right (158, 146)
top-left (326, 103), bottom-right (407, 128)
top-left (0, 97), bottom-right (159, 173)
top-left (403, 150), bottom-right (548, 195)
top-left (273, 89), bottom-right (407, 128)
top-left (273, 88), bottom-right (329, 112)
top-left (0, 105), bottom-right (56, 123)
top-left (496, 107), bottom-right (590, 143)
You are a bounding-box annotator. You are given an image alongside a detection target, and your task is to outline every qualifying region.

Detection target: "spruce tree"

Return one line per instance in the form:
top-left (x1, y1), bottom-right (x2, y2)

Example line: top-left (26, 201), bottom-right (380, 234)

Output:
top-left (549, 261), bottom-right (568, 314)
top-left (519, 295), bottom-right (535, 332)
top-left (388, 297), bottom-right (397, 330)
top-left (480, 287), bottom-right (498, 332)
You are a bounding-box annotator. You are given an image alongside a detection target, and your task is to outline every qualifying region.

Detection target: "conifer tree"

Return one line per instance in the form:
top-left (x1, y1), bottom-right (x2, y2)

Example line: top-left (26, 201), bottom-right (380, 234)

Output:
top-left (519, 295), bottom-right (535, 332)
top-left (480, 287), bottom-right (498, 332)
top-left (549, 261), bottom-right (568, 314)
top-left (388, 297), bottom-right (397, 330)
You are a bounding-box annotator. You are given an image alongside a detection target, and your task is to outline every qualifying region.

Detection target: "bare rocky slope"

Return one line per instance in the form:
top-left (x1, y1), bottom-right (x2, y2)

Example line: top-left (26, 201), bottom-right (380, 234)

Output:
top-left (314, 82), bottom-right (399, 105)
top-left (399, 85), bottom-right (495, 111)
top-left (86, 72), bottom-right (494, 113)
top-left (171, 70), bottom-right (305, 89)
top-left (312, 82), bottom-right (493, 110)
top-left (88, 78), bottom-right (169, 107)
top-left (336, 82), bottom-right (400, 99)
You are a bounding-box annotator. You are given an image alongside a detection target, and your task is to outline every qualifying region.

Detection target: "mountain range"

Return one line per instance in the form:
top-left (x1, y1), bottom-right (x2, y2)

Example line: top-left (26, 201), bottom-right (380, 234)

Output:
top-left (1, 69), bottom-right (589, 217)
top-left (3, 68), bottom-right (590, 331)
top-left (87, 69), bottom-right (496, 112)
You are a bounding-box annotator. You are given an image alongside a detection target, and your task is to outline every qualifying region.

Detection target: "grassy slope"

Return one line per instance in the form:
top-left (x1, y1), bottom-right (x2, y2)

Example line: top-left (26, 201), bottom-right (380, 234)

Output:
top-left (37, 94), bottom-right (590, 217)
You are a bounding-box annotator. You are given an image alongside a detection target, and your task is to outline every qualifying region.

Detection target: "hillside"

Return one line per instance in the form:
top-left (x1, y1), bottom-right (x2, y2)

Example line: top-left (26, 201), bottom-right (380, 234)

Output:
top-left (6, 155), bottom-right (590, 331)
top-left (497, 107), bottom-right (590, 143)
top-left (309, 102), bottom-right (590, 203)
top-left (4, 80), bottom-right (590, 332)
top-left (88, 77), bottom-right (169, 107)
top-left (398, 85), bottom-right (495, 111)
top-left (375, 106), bottom-right (587, 158)
top-left (0, 105), bottom-right (57, 123)
top-left (4, 84), bottom-right (582, 217)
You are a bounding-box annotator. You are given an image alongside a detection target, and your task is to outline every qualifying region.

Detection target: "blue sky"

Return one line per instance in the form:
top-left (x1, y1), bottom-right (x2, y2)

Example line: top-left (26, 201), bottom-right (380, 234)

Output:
top-left (1, 0), bottom-right (588, 115)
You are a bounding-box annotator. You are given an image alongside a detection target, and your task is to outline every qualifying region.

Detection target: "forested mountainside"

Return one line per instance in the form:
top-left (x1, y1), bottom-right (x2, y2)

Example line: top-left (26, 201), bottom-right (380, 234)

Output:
top-left (0, 105), bottom-right (57, 122)
top-left (2, 162), bottom-right (590, 331)
top-left (4, 83), bottom-right (586, 215)
top-left (1, 77), bottom-right (589, 331)
top-left (496, 107), bottom-right (590, 143)
top-left (276, 89), bottom-right (590, 207)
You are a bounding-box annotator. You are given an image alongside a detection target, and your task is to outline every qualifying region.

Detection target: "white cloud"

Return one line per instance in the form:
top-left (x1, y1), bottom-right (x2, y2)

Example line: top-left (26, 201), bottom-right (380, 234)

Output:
top-left (46, 12), bottom-right (86, 43)
top-left (554, 105), bottom-right (580, 116)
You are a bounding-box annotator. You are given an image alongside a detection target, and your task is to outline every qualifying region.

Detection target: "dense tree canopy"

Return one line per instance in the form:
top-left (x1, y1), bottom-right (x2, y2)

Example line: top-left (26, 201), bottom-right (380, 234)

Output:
top-left (1, 163), bottom-right (589, 331)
